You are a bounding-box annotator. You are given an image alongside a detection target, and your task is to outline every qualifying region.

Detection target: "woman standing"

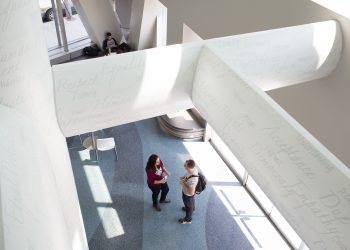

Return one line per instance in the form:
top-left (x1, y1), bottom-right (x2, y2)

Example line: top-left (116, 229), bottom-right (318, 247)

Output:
top-left (145, 154), bottom-right (171, 211)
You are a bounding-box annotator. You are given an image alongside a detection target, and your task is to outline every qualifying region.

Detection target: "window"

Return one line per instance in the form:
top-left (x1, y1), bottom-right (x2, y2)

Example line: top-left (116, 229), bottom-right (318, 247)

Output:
top-left (39, 0), bottom-right (89, 55)
top-left (209, 126), bottom-right (309, 249)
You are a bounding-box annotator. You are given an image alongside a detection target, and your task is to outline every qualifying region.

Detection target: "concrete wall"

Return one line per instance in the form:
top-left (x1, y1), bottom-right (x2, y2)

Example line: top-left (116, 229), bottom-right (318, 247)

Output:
top-left (129, 0), bottom-right (167, 50)
top-left (129, 0), bottom-right (144, 49)
top-left (115, 0), bottom-right (133, 28)
top-left (153, 2), bottom-right (167, 47)
top-left (159, 0), bottom-right (350, 167)
top-left (182, 23), bottom-right (202, 43)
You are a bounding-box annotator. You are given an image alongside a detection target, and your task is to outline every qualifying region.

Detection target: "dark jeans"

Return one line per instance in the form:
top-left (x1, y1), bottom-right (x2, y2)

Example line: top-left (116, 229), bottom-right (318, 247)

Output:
top-left (182, 192), bottom-right (195, 222)
top-left (148, 183), bottom-right (169, 204)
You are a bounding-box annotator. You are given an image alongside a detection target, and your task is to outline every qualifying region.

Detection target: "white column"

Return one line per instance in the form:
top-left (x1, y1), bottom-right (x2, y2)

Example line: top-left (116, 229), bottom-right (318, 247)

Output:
top-left (0, 0), bottom-right (88, 249)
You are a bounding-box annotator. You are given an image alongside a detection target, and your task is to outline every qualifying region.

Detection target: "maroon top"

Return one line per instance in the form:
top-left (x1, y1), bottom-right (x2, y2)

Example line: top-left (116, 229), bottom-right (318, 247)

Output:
top-left (146, 160), bottom-right (166, 186)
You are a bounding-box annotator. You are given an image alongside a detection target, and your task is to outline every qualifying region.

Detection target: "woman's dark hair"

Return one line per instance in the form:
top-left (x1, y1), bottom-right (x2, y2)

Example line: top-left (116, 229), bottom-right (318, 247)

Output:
top-left (145, 154), bottom-right (159, 172)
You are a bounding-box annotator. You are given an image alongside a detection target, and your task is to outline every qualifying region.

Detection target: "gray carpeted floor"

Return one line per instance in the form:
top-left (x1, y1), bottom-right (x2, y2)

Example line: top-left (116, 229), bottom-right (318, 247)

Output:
top-left (67, 118), bottom-right (290, 250)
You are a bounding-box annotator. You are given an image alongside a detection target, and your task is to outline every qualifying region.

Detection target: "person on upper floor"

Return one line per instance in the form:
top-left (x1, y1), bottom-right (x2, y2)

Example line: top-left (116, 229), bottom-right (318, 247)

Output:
top-left (103, 32), bottom-right (118, 55)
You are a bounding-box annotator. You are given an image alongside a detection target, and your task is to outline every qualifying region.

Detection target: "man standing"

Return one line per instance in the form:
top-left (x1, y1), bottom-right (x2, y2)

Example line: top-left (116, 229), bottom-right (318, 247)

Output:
top-left (179, 159), bottom-right (198, 224)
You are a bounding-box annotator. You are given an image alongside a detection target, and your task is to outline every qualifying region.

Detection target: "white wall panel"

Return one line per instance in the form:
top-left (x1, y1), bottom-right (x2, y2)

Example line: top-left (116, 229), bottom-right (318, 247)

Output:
top-left (0, 2), bottom-right (344, 247)
top-left (53, 43), bottom-right (202, 136)
top-left (138, 0), bottom-right (167, 50)
top-left (192, 46), bottom-right (350, 249)
top-left (205, 21), bottom-right (342, 91)
top-left (129, 0), bottom-right (144, 49)
top-left (0, 0), bottom-right (88, 249)
top-left (115, 0), bottom-right (133, 28)
top-left (0, 106), bottom-right (70, 250)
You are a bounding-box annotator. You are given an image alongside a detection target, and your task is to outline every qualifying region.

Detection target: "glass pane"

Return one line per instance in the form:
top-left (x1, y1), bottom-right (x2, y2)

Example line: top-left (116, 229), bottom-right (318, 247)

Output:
top-left (246, 176), bottom-right (274, 214)
top-left (210, 128), bottom-right (247, 181)
top-left (40, 0), bottom-right (60, 50)
top-left (62, 1), bottom-right (89, 44)
top-left (301, 243), bottom-right (310, 250)
top-left (39, 0), bottom-right (89, 51)
top-left (270, 206), bottom-right (304, 249)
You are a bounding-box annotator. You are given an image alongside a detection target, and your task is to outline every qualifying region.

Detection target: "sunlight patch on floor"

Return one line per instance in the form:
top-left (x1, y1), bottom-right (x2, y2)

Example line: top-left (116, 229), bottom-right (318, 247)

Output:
top-left (183, 140), bottom-right (290, 249)
top-left (84, 165), bottom-right (113, 203)
top-left (213, 185), bottom-right (290, 249)
top-left (97, 207), bottom-right (125, 238)
top-left (78, 148), bottom-right (93, 161)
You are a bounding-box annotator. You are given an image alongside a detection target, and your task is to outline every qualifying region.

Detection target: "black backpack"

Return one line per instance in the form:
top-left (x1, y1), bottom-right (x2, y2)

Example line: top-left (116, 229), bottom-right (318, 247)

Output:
top-left (116, 42), bottom-right (131, 53)
top-left (187, 172), bottom-right (206, 194)
top-left (83, 46), bottom-right (99, 57)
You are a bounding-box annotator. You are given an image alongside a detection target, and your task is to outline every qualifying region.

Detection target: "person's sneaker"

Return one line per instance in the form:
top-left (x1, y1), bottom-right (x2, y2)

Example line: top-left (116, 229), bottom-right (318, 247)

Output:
top-left (153, 204), bottom-right (161, 211)
top-left (159, 199), bottom-right (171, 203)
top-left (178, 218), bottom-right (192, 224)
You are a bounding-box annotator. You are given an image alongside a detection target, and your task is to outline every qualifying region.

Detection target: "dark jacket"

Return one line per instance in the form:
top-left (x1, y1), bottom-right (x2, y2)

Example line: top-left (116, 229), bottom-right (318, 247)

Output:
top-left (102, 37), bottom-right (118, 52)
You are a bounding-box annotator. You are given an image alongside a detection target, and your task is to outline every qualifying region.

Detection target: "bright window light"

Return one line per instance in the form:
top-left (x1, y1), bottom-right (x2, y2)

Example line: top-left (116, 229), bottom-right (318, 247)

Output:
top-left (83, 165), bottom-right (113, 203)
top-left (210, 128), bottom-right (247, 182)
top-left (78, 148), bottom-right (92, 161)
top-left (182, 141), bottom-right (239, 183)
top-left (243, 214), bottom-right (291, 249)
top-left (213, 185), bottom-right (265, 216)
top-left (270, 206), bottom-right (304, 249)
top-left (167, 110), bottom-right (193, 121)
top-left (213, 185), bottom-right (290, 249)
top-left (97, 207), bottom-right (125, 238)
top-left (246, 176), bottom-right (274, 214)
top-left (183, 140), bottom-right (289, 247)
top-left (311, 0), bottom-right (350, 19)
top-left (312, 21), bottom-right (338, 69)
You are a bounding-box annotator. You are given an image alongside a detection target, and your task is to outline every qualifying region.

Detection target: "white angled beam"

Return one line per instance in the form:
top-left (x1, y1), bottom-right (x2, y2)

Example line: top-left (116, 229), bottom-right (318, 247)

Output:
top-left (54, 21), bottom-right (342, 138)
top-left (53, 43), bottom-right (202, 137)
top-left (192, 46), bottom-right (349, 249)
top-left (205, 21), bottom-right (342, 91)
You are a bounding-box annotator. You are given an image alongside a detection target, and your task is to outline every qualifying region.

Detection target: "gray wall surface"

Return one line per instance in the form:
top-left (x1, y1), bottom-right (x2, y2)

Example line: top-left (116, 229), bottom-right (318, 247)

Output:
top-left (115, 0), bottom-right (133, 28)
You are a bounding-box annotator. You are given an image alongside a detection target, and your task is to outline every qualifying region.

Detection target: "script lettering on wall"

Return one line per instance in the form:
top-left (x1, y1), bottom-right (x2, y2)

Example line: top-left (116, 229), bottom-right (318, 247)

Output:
top-left (192, 46), bottom-right (350, 249)
top-left (53, 43), bottom-right (202, 136)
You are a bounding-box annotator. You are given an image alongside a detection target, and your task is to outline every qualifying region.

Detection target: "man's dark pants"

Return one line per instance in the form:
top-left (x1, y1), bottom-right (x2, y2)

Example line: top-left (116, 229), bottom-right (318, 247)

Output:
top-left (182, 192), bottom-right (195, 222)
